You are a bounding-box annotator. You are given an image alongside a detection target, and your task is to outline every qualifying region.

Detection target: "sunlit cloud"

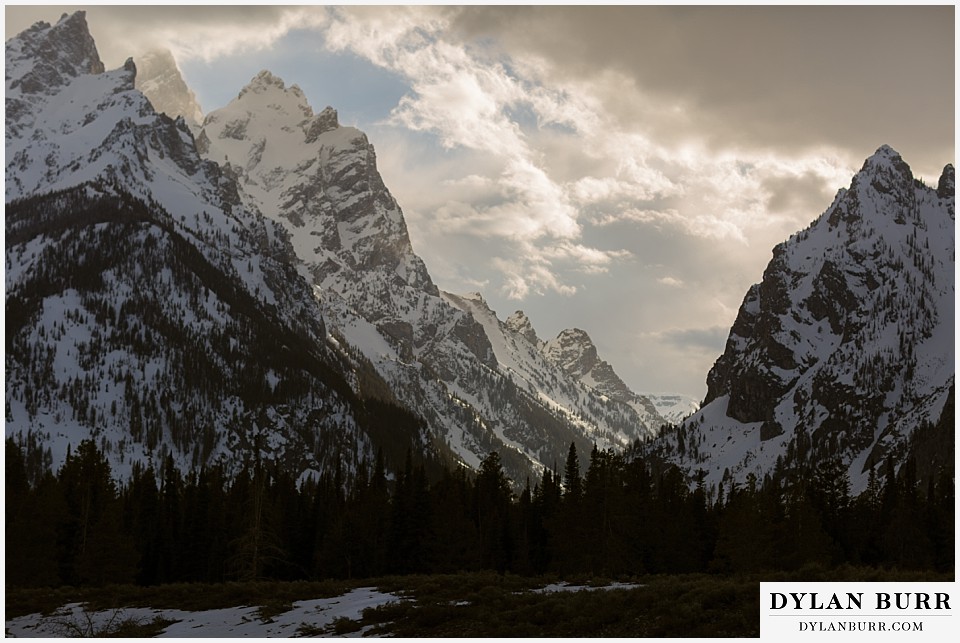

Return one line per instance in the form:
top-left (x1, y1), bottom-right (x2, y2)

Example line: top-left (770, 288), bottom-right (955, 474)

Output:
top-left (316, 4), bottom-right (867, 301)
top-left (318, 6), bottom-right (646, 293)
top-left (592, 208), bottom-right (749, 244)
top-left (542, 242), bottom-right (631, 275)
top-left (110, 6), bottom-right (330, 65)
top-left (492, 255), bottom-right (578, 300)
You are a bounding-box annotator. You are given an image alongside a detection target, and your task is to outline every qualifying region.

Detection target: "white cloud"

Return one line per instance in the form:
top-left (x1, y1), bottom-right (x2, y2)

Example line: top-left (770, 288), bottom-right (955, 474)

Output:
top-left (592, 208), bottom-right (749, 244)
top-left (658, 276), bottom-right (684, 288)
top-left (316, 6), bottom-right (638, 297)
top-left (491, 255), bottom-right (577, 300)
top-left (107, 7), bottom-right (330, 65)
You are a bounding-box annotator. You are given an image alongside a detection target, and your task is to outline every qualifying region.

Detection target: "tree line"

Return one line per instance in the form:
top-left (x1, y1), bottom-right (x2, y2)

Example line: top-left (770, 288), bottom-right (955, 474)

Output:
top-left (5, 437), bottom-right (953, 588)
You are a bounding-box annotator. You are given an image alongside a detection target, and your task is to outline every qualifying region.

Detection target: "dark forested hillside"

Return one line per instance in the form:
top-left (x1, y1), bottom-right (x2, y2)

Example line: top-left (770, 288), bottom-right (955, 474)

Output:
top-left (5, 184), bottom-right (439, 480)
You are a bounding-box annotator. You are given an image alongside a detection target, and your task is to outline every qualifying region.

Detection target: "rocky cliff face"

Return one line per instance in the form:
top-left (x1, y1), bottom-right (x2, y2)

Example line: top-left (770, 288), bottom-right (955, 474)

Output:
top-left (541, 328), bottom-right (662, 425)
top-left (655, 146), bottom-right (954, 492)
top-left (135, 48), bottom-right (204, 125)
top-left (5, 12), bottom-right (104, 139)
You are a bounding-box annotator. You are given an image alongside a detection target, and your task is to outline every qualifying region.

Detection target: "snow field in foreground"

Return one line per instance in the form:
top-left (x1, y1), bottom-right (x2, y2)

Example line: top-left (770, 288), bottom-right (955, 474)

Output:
top-left (5, 587), bottom-right (403, 638)
top-left (5, 582), bottom-right (646, 637)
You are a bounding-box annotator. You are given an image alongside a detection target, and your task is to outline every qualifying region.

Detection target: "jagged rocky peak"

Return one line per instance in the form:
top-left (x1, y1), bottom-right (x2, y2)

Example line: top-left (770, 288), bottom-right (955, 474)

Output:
top-left (504, 310), bottom-right (541, 346)
top-left (850, 144), bottom-right (919, 225)
top-left (242, 69), bottom-right (287, 94)
top-left (462, 291), bottom-right (489, 307)
top-left (135, 48), bottom-right (204, 125)
top-left (6, 11), bottom-right (104, 95)
top-left (859, 144), bottom-right (913, 187)
top-left (305, 105), bottom-right (340, 142)
top-left (541, 326), bottom-right (661, 422)
top-left (687, 145), bottom-right (954, 492)
top-left (197, 62), bottom-right (436, 296)
top-left (234, 69), bottom-right (313, 118)
top-left (542, 328), bottom-right (599, 378)
top-left (119, 57), bottom-right (138, 88)
top-left (938, 163), bottom-right (955, 205)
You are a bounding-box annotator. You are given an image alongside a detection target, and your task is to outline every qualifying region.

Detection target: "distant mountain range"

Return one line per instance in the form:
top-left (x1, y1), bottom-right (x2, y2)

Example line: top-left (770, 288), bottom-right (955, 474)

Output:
top-left (6, 12), bottom-right (952, 491)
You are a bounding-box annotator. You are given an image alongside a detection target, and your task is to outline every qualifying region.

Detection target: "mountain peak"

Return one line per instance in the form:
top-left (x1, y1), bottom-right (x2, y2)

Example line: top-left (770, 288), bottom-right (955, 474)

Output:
top-left (135, 48), bottom-right (204, 125)
top-left (541, 326), bottom-right (662, 424)
top-left (869, 143), bottom-right (899, 161)
top-left (542, 328), bottom-right (598, 377)
top-left (7, 9), bottom-right (104, 96)
top-left (241, 69), bottom-right (288, 96)
top-left (504, 310), bottom-right (541, 345)
top-left (938, 164), bottom-right (955, 203)
top-left (555, 327), bottom-right (594, 346)
top-left (856, 144), bottom-right (913, 186)
top-left (304, 106), bottom-right (340, 142)
top-left (234, 69), bottom-right (313, 119)
top-left (692, 146), bottom-right (954, 493)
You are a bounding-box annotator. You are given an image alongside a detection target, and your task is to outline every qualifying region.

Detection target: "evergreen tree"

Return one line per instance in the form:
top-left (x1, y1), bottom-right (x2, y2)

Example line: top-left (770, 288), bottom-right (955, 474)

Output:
top-left (123, 462), bottom-right (161, 584)
top-left (58, 440), bottom-right (137, 585)
top-left (5, 439), bottom-right (62, 586)
top-left (344, 451), bottom-right (391, 578)
top-left (710, 475), bottom-right (773, 573)
top-left (562, 442), bottom-right (583, 502)
top-left (228, 459), bottom-right (285, 581)
top-left (430, 465), bottom-right (480, 572)
top-left (157, 454), bottom-right (184, 582)
top-left (552, 443), bottom-right (589, 573)
top-left (475, 451), bottom-right (514, 571)
top-left (388, 450), bottom-right (433, 573)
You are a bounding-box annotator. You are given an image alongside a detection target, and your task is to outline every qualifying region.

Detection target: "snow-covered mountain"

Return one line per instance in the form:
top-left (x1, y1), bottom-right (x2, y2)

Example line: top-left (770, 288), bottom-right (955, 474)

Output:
top-left (190, 67), bottom-right (665, 480)
top-left (134, 48), bottom-right (204, 126)
top-left (648, 146), bottom-right (954, 493)
top-left (7, 12), bottom-right (666, 485)
top-left (5, 12), bottom-right (436, 479)
top-left (640, 393), bottom-right (701, 425)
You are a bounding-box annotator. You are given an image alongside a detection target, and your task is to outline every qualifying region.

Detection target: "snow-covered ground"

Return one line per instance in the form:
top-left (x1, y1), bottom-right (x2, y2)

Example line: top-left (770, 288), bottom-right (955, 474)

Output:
top-left (5, 587), bottom-right (405, 638)
top-left (531, 581), bottom-right (642, 594)
top-left (5, 582), bottom-right (651, 637)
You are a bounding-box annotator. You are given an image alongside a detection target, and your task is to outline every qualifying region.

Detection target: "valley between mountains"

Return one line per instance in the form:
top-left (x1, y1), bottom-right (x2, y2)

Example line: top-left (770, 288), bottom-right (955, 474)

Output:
top-left (5, 12), bottom-right (954, 631)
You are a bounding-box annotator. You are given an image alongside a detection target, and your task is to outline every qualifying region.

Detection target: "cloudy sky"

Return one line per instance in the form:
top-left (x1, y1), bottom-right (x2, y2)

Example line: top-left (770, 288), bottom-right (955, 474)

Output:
top-left (5, 4), bottom-right (955, 398)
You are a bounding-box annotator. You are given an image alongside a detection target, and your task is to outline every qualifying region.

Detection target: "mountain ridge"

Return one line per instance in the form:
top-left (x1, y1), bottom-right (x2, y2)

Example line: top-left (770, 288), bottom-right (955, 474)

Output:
top-left (4, 12), bottom-right (440, 480)
top-left (6, 17), bottom-right (667, 486)
top-left (649, 144), bottom-right (954, 493)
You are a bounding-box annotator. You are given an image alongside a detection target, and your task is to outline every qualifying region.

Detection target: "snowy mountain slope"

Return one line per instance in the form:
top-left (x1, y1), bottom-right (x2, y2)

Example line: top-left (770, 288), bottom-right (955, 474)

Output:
top-left (4, 12), bottom-right (435, 479)
top-left (8, 12), bottom-right (671, 487)
top-left (647, 146), bottom-right (954, 493)
top-left (443, 292), bottom-right (661, 444)
top-left (639, 393), bottom-right (701, 425)
top-left (541, 327), bottom-right (662, 427)
top-left (192, 67), bottom-right (666, 481)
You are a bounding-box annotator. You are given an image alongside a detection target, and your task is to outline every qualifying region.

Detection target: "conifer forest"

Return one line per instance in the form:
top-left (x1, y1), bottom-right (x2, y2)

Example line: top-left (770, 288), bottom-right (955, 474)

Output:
top-left (6, 430), bottom-right (953, 590)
